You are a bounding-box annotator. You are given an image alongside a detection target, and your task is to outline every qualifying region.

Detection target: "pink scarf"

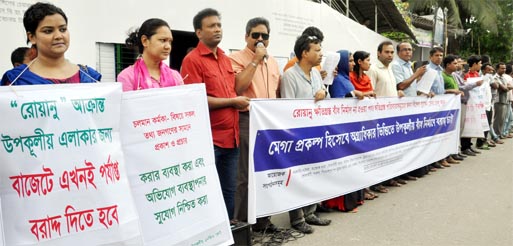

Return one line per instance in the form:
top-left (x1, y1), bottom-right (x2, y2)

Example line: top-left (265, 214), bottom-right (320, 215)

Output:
top-left (133, 58), bottom-right (178, 89)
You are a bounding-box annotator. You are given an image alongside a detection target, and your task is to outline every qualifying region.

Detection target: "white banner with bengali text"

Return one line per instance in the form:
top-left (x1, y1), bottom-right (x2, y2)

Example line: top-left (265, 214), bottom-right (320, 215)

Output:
top-left (462, 84), bottom-right (488, 138)
top-left (0, 83), bottom-right (141, 245)
top-left (248, 95), bottom-right (461, 221)
top-left (120, 84), bottom-right (233, 246)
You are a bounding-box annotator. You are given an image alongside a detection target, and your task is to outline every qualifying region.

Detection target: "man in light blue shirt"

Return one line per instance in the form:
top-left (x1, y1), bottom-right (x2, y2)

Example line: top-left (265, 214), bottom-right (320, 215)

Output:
top-left (428, 47), bottom-right (445, 95)
top-left (391, 42), bottom-right (426, 97)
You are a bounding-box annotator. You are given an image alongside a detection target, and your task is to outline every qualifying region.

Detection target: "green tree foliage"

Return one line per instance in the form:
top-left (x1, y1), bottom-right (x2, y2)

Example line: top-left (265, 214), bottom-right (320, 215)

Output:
top-left (382, 31), bottom-right (412, 43)
top-left (408, 0), bottom-right (511, 62)
top-left (408, 0), bottom-right (501, 34)
top-left (458, 1), bottom-right (513, 62)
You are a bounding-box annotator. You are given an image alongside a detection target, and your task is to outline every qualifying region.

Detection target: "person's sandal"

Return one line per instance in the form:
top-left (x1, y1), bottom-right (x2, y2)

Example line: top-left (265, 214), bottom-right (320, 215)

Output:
top-left (364, 188), bottom-right (378, 199)
top-left (385, 180), bottom-right (402, 187)
top-left (364, 191), bottom-right (375, 200)
top-left (371, 185), bottom-right (389, 193)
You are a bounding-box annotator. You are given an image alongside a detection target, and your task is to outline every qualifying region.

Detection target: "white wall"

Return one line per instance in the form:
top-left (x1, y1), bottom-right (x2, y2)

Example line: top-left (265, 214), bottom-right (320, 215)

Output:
top-left (1, 0), bottom-right (391, 76)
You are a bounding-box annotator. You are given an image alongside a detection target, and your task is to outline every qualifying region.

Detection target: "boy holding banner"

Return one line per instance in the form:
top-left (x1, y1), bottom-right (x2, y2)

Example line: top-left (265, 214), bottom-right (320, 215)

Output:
top-left (460, 55), bottom-right (485, 156)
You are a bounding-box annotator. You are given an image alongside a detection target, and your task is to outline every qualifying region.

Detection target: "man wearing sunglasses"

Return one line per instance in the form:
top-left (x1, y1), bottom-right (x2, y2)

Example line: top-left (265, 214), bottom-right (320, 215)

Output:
top-left (229, 17), bottom-right (281, 233)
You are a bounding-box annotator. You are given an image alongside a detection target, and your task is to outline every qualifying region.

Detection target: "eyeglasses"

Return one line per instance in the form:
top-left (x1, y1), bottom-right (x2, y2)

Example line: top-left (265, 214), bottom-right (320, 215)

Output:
top-left (401, 48), bottom-right (413, 52)
top-left (251, 32), bottom-right (270, 40)
top-left (307, 35), bottom-right (319, 40)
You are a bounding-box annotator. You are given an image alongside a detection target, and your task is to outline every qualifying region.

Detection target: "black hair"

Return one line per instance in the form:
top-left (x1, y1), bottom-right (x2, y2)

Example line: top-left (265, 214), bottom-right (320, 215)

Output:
top-left (429, 47), bottom-right (444, 56)
top-left (125, 18), bottom-right (170, 54)
top-left (301, 26), bottom-right (324, 42)
top-left (245, 17), bottom-right (270, 35)
top-left (481, 55), bottom-right (491, 64)
top-left (481, 62), bottom-right (492, 72)
top-left (193, 8), bottom-right (220, 31)
top-left (396, 42), bottom-right (411, 52)
top-left (467, 55), bottom-right (481, 67)
top-left (506, 63), bottom-right (512, 74)
top-left (353, 50), bottom-right (370, 77)
top-left (442, 54), bottom-right (457, 68)
top-left (294, 34), bottom-right (321, 61)
top-left (11, 47), bottom-right (30, 66)
top-left (23, 2), bottom-right (67, 44)
top-left (377, 41), bottom-right (393, 52)
top-left (495, 62), bottom-right (506, 70)
top-left (496, 62), bottom-right (505, 70)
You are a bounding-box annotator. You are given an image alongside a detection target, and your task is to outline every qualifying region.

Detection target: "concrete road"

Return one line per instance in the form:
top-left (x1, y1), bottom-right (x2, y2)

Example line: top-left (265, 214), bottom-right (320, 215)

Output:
top-left (267, 138), bottom-right (513, 246)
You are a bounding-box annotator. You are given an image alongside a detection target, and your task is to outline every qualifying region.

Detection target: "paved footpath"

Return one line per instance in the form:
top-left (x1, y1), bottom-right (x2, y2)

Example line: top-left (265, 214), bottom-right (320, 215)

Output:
top-left (268, 138), bottom-right (513, 246)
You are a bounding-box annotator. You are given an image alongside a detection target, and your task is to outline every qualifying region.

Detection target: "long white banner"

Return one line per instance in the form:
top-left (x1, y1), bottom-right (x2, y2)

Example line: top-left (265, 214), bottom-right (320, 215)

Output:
top-left (248, 95), bottom-right (461, 221)
top-left (0, 84), bottom-right (140, 245)
top-left (120, 84), bottom-right (233, 246)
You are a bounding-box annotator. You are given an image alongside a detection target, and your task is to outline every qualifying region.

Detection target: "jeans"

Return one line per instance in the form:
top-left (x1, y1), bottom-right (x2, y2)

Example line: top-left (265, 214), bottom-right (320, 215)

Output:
top-left (502, 104), bottom-right (513, 136)
top-left (214, 145), bottom-right (239, 220)
top-left (493, 103), bottom-right (507, 137)
top-left (489, 109), bottom-right (499, 141)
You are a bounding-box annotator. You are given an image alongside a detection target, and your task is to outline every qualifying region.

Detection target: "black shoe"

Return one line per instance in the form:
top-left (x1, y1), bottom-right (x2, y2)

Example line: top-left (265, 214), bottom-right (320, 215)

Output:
top-left (305, 215), bottom-right (331, 226)
top-left (469, 147), bottom-right (481, 154)
top-left (432, 163), bottom-right (444, 169)
top-left (292, 222), bottom-right (314, 234)
top-left (462, 149), bottom-right (476, 156)
top-left (451, 154), bottom-right (464, 161)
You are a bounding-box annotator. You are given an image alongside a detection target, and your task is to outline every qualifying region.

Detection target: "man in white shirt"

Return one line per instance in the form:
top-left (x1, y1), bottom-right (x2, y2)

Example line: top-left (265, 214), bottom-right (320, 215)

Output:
top-left (501, 63), bottom-right (513, 137)
top-left (476, 63), bottom-right (496, 149)
top-left (367, 41), bottom-right (406, 189)
top-left (367, 41), bottom-right (404, 97)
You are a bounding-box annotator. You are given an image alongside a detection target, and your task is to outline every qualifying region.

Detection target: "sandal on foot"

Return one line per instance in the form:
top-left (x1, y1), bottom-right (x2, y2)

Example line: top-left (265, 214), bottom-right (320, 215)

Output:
top-left (385, 180), bottom-right (401, 187)
top-left (364, 191), bottom-right (375, 200)
top-left (364, 188), bottom-right (378, 199)
top-left (371, 185), bottom-right (389, 193)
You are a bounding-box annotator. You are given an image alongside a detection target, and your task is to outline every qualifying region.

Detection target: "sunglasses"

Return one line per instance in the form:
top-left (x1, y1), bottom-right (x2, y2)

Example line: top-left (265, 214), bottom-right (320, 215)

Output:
top-left (251, 32), bottom-right (269, 40)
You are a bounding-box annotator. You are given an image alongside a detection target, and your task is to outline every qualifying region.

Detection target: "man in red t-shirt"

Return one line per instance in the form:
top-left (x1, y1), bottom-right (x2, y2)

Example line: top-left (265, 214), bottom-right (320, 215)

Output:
top-left (181, 8), bottom-right (250, 222)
